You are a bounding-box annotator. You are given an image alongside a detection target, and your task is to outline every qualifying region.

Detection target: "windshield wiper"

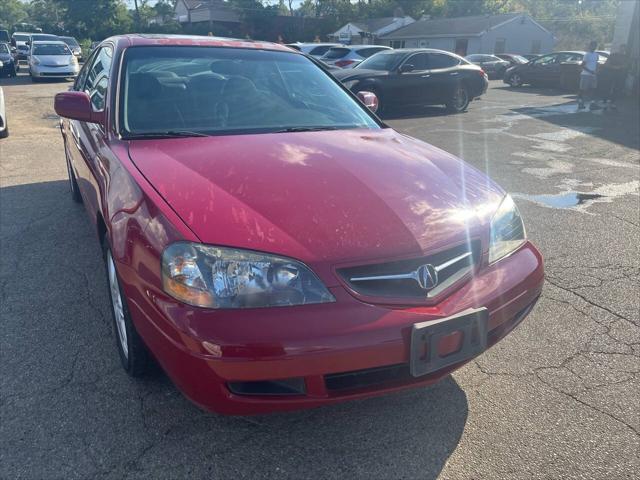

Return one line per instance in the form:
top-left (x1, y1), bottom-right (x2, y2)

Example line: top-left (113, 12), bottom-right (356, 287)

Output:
top-left (274, 126), bottom-right (341, 133)
top-left (125, 130), bottom-right (210, 139)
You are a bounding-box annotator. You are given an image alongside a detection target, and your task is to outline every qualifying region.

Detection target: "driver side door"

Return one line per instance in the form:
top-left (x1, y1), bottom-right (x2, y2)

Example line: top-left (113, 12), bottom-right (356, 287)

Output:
top-left (392, 53), bottom-right (430, 107)
top-left (527, 54), bottom-right (558, 85)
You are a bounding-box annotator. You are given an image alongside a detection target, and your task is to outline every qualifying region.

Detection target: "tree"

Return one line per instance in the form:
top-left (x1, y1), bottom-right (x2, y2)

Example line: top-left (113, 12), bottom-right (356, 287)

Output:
top-left (54, 0), bottom-right (133, 40)
top-left (0, 0), bottom-right (29, 30)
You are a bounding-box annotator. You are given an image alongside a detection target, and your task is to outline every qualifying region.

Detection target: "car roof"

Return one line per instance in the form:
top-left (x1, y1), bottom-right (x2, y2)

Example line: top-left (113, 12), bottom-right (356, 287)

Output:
top-left (12, 32), bottom-right (34, 36)
top-left (106, 34), bottom-right (293, 53)
top-left (287, 42), bottom-right (341, 47)
top-left (32, 40), bottom-right (67, 45)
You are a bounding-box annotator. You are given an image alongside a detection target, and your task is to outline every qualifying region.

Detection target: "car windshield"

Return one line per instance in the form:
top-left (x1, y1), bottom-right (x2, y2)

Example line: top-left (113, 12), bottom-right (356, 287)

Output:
top-left (0, 43), bottom-right (9, 54)
top-left (13, 34), bottom-right (30, 42)
top-left (511, 55), bottom-right (528, 63)
top-left (61, 37), bottom-right (79, 47)
top-left (356, 51), bottom-right (404, 71)
top-left (120, 46), bottom-right (380, 137)
top-left (33, 44), bottom-right (70, 55)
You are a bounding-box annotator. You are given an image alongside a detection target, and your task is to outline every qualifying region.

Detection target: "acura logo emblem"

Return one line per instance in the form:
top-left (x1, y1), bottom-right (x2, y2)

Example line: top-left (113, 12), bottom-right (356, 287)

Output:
top-left (416, 264), bottom-right (438, 290)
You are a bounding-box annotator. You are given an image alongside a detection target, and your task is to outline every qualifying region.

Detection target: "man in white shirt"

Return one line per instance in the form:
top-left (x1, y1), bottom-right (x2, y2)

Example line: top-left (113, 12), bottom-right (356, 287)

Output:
top-left (578, 41), bottom-right (599, 110)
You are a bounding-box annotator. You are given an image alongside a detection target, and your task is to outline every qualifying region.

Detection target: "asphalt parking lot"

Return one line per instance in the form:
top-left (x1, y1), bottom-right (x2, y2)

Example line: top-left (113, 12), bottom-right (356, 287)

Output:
top-left (1, 70), bottom-right (639, 479)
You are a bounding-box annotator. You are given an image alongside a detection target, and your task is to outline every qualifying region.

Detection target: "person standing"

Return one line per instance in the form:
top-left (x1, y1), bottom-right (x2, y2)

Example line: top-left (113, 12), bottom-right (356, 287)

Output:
top-left (599, 44), bottom-right (629, 110)
top-left (578, 40), bottom-right (599, 110)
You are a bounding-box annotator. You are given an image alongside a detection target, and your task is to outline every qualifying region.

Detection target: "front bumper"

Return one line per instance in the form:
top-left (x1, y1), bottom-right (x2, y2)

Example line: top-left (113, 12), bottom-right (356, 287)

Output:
top-left (125, 241), bottom-right (543, 415)
top-left (30, 64), bottom-right (79, 78)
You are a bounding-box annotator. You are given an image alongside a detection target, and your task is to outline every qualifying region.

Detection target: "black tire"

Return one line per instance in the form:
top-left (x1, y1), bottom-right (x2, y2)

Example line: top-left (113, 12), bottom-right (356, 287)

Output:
top-left (103, 239), bottom-right (153, 377)
top-left (0, 126), bottom-right (8, 139)
top-left (31, 76), bottom-right (39, 83)
top-left (508, 73), bottom-right (523, 87)
top-left (65, 152), bottom-right (83, 203)
top-left (446, 84), bottom-right (470, 113)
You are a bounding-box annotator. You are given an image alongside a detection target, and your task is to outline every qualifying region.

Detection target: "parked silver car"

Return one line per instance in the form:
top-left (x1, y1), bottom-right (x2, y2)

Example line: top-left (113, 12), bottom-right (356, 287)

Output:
top-left (0, 87), bottom-right (8, 138)
top-left (320, 45), bottom-right (392, 68)
top-left (285, 42), bottom-right (342, 58)
top-left (28, 41), bottom-right (79, 82)
top-left (59, 36), bottom-right (82, 59)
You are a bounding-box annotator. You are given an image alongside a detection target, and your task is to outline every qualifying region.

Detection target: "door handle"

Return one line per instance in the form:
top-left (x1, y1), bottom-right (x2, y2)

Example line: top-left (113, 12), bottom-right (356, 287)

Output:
top-left (450, 72), bottom-right (459, 75)
top-left (421, 74), bottom-right (430, 78)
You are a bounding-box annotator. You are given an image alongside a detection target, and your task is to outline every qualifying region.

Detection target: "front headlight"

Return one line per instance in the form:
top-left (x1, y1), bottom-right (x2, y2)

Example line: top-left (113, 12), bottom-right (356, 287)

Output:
top-left (342, 79), bottom-right (360, 90)
top-left (488, 195), bottom-right (526, 263)
top-left (70, 56), bottom-right (78, 65)
top-left (162, 242), bottom-right (335, 309)
top-left (31, 56), bottom-right (40, 65)
top-left (0, 61), bottom-right (3, 68)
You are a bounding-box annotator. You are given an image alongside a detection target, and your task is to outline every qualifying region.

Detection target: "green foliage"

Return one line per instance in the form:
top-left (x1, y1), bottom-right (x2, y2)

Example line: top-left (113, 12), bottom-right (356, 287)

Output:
top-left (0, 0), bottom-right (30, 30)
top-left (4, 0), bottom-right (619, 50)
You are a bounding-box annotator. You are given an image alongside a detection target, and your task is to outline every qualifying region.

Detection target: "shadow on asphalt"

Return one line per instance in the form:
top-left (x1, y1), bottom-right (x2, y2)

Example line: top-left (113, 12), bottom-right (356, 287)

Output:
top-left (0, 71), bottom-right (74, 87)
top-left (510, 101), bottom-right (640, 150)
top-left (381, 105), bottom-right (453, 120)
top-left (492, 84), bottom-right (577, 98)
top-left (1, 179), bottom-right (469, 478)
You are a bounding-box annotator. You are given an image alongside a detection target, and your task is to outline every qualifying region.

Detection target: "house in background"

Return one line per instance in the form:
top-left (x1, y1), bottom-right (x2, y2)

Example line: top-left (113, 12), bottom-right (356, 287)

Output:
top-left (329, 16), bottom-right (415, 45)
top-left (379, 13), bottom-right (554, 56)
top-left (174, 0), bottom-right (240, 28)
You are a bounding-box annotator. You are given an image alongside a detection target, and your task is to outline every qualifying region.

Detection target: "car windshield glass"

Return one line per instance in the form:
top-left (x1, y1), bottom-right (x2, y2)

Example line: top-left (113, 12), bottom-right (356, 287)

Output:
top-left (512, 55), bottom-right (528, 63)
top-left (33, 44), bottom-right (70, 55)
top-left (0, 43), bottom-right (9, 54)
top-left (119, 46), bottom-right (380, 137)
top-left (356, 51), bottom-right (404, 71)
top-left (13, 34), bottom-right (29, 42)
top-left (61, 37), bottom-right (79, 47)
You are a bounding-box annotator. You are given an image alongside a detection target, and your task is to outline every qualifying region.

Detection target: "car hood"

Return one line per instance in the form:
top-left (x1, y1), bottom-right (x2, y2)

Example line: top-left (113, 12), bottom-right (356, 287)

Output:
top-left (0, 53), bottom-right (12, 61)
top-left (128, 129), bottom-right (504, 272)
top-left (332, 68), bottom-right (389, 81)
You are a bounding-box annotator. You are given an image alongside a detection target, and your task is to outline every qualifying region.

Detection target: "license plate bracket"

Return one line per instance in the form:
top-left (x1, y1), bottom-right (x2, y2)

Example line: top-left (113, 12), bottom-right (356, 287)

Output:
top-left (410, 308), bottom-right (488, 377)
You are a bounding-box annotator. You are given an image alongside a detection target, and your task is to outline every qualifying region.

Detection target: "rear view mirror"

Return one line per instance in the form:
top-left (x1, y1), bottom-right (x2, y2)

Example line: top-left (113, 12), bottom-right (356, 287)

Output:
top-left (54, 91), bottom-right (104, 124)
top-left (356, 91), bottom-right (379, 113)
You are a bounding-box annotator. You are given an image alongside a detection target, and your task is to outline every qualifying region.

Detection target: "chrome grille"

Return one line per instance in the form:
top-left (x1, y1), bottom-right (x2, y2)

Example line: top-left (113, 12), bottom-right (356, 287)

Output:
top-left (338, 241), bottom-right (480, 301)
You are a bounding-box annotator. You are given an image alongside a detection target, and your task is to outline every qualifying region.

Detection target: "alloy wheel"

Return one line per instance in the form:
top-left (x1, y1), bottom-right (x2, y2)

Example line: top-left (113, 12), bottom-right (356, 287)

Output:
top-left (510, 74), bottom-right (522, 87)
top-left (107, 251), bottom-right (128, 358)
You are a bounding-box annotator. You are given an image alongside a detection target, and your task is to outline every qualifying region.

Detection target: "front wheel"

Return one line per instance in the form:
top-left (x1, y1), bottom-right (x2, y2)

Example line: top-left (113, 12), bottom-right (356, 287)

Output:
top-left (446, 85), bottom-right (470, 113)
top-left (65, 153), bottom-right (83, 203)
top-left (508, 73), bottom-right (523, 87)
top-left (104, 241), bottom-right (153, 377)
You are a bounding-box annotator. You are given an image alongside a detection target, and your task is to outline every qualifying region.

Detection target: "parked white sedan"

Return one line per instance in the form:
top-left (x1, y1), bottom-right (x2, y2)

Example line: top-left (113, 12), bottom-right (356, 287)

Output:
top-left (29, 41), bottom-right (79, 82)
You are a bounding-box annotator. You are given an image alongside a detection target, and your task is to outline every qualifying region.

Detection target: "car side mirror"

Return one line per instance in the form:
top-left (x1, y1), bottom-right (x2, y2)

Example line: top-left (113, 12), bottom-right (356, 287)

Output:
top-left (11, 47), bottom-right (16, 54)
top-left (399, 63), bottom-right (415, 73)
top-left (54, 91), bottom-right (104, 124)
top-left (356, 91), bottom-right (379, 113)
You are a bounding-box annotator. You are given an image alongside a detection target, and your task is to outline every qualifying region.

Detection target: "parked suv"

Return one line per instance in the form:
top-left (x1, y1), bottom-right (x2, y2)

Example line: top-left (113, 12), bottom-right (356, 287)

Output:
top-left (11, 32), bottom-right (33, 60)
top-left (320, 45), bottom-right (392, 68)
top-left (285, 43), bottom-right (342, 58)
top-left (465, 54), bottom-right (510, 79)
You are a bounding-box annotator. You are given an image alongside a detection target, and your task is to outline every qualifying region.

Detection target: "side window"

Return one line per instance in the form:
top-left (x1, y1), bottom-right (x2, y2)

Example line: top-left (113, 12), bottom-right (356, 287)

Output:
top-left (84, 46), bottom-right (113, 112)
top-left (428, 53), bottom-right (460, 69)
top-left (74, 50), bottom-right (97, 91)
top-left (405, 53), bottom-right (429, 71)
top-left (533, 54), bottom-right (556, 66)
top-left (357, 48), bottom-right (387, 59)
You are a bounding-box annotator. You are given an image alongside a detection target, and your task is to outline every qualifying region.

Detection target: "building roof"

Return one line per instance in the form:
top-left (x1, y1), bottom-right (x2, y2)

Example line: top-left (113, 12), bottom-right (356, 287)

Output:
top-left (178, 0), bottom-right (240, 23)
top-left (351, 17), bottom-right (406, 33)
top-left (381, 13), bottom-right (525, 39)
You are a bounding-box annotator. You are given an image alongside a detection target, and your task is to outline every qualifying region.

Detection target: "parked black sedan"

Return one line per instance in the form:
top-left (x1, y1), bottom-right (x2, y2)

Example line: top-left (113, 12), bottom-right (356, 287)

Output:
top-left (503, 51), bottom-right (608, 90)
top-left (465, 54), bottom-right (510, 79)
top-left (495, 53), bottom-right (529, 67)
top-left (0, 42), bottom-right (18, 77)
top-left (333, 49), bottom-right (488, 114)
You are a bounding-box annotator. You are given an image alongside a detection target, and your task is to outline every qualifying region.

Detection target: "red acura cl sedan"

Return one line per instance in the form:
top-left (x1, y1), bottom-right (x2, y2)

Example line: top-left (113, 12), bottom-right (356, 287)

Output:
top-left (55, 35), bottom-right (543, 415)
